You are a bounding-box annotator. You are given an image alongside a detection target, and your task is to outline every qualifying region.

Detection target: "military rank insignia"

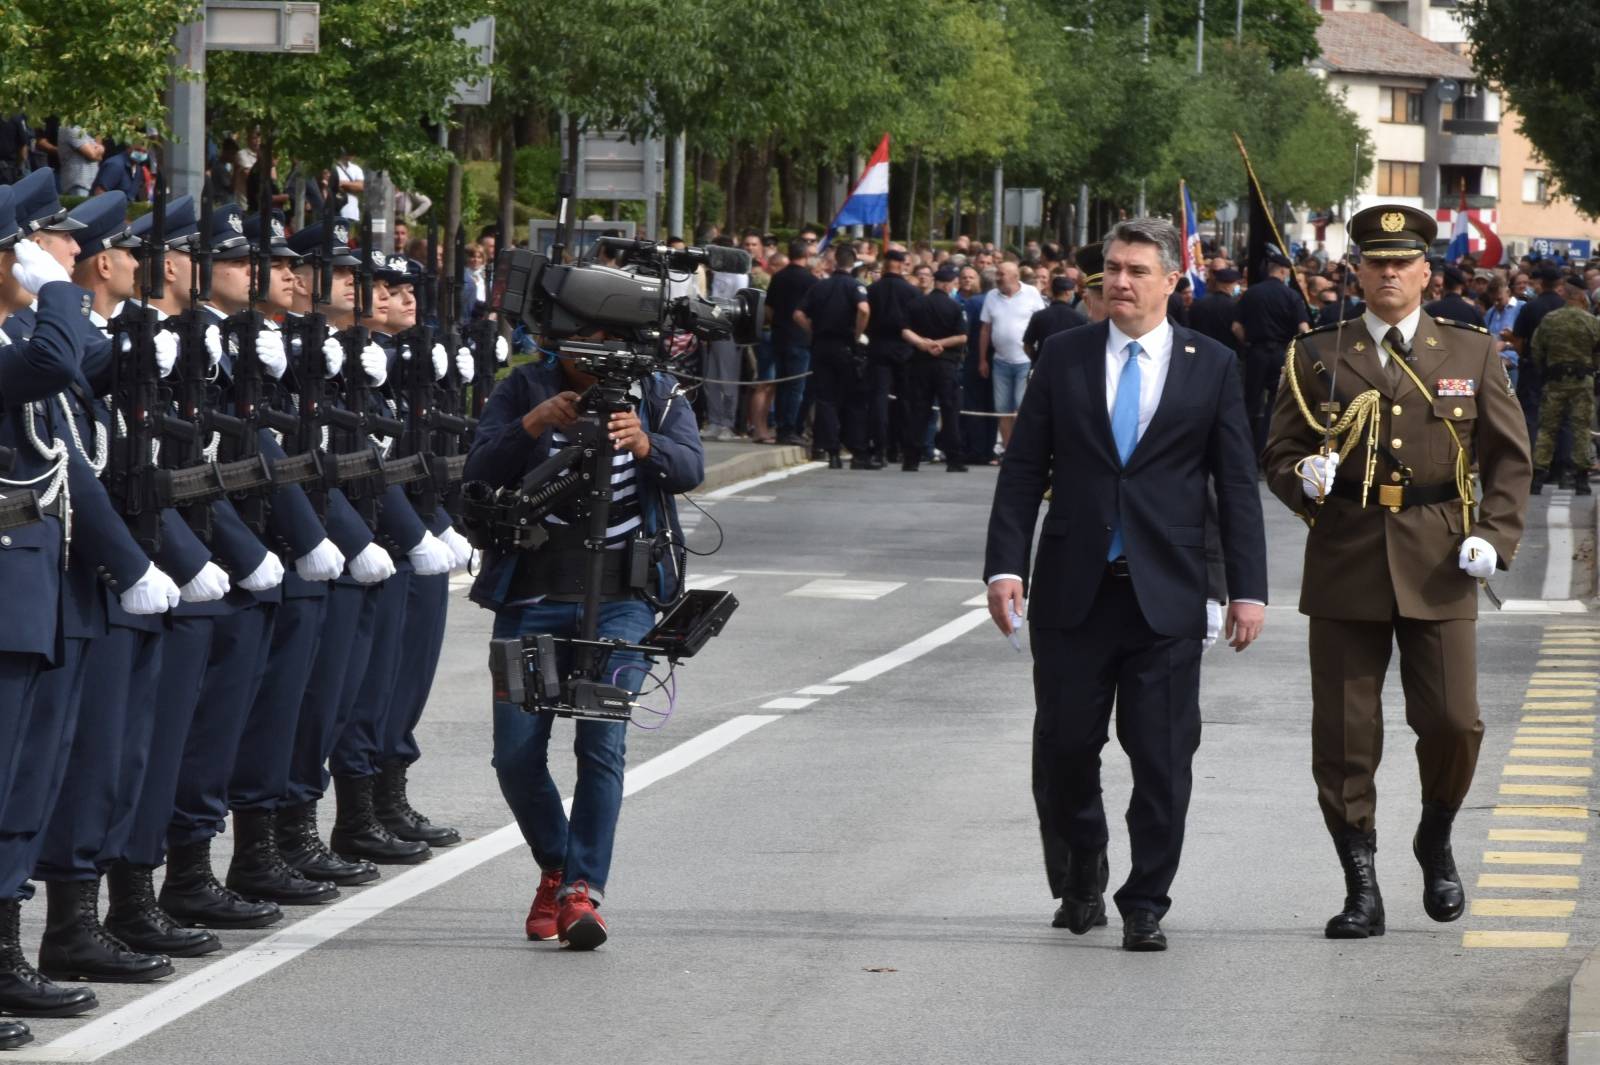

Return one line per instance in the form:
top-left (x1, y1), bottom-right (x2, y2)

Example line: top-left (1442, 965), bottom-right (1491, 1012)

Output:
top-left (1435, 378), bottom-right (1474, 396)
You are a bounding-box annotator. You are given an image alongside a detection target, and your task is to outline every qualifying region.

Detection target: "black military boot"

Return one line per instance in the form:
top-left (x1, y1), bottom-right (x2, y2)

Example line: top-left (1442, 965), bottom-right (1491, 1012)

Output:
top-left (1325, 831), bottom-right (1385, 939)
top-left (159, 839), bottom-right (282, 929)
top-left (225, 810), bottom-right (340, 906)
top-left (1531, 468), bottom-right (1547, 495)
top-left (1576, 470), bottom-right (1592, 496)
top-left (330, 775), bottom-right (431, 865)
top-left (1558, 467), bottom-right (1576, 490)
top-left (104, 863), bottom-right (220, 958)
top-left (0, 1018), bottom-right (30, 1051)
top-left (37, 879), bottom-right (173, 983)
top-left (826, 452), bottom-right (843, 470)
top-left (1413, 802), bottom-right (1466, 923)
top-left (0, 899), bottom-right (96, 1016)
top-left (375, 760), bottom-right (461, 847)
top-left (278, 802), bottom-right (380, 886)
top-left (1052, 847), bottom-right (1110, 935)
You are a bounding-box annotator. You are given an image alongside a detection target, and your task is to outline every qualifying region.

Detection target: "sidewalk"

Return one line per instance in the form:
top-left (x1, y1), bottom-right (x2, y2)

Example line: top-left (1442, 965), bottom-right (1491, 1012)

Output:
top-left (695, 437), bottom-right (812, 494)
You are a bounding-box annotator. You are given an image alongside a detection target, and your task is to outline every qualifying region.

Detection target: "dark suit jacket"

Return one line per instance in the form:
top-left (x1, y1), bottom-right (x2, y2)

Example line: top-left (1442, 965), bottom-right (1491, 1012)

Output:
top-left (983, 320), bottom-right (1268, 638)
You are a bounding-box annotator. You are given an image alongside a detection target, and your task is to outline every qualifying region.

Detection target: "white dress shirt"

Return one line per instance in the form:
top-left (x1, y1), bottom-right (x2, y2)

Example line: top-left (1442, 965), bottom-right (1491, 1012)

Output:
top-left (1105, 316), bottom-right (1174, 441)
top-left (1362, 306), bottom-right (1422, 368)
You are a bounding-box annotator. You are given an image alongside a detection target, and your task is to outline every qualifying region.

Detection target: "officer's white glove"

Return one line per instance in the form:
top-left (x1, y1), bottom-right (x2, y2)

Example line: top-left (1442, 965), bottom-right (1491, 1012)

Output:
top-left (257, 327), bottom-right (288, 379)
top-left (323, 336), bottom-right (346, 378)
top-left (1202, 599), bottom-right (1223, 651)
top-left (361, 342), bottom-right (388, 386)
top-left (348, 541), bottom-right (396, 584)
top-left (495, 333), bottom-right (510, 364)
top-left (11, 239), bottom-right (71, 293)
top-left (406, 530), bottom-right (453, 576)
top-left (438, 526), bottom-right (473, 571)
top-left (1299, 451), bottom-right (1339, 500)
top-left (455, 348), bottom-right (474, 382)
top-left (204, 324), bottom-right (223, 369)
top-left (237, 552), bottom-right (284, 592)
top-left (293, 538), bottom-right (345, 582)
top-left (178, 561), bottom-right (230, 603)
top-left (429, 343), bottom-right (449, 380)
top-left (154, 330), bottom-right (180, 377)
top-left (121, 564), bottom-right (181, 614)
top-left (1459, 536), bottom-right (1497, 579)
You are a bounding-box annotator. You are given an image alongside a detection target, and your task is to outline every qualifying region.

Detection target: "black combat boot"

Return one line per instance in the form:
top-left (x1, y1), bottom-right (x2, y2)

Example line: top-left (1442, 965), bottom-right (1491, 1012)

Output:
top-left (1325, 831), bottom-right (1385, 939)
top-left (1558, 467), bottom-right (1576, 490)
top-left (278, 801), bottom-right (380, 885)
top-left (159, 839), bottom-right (282, 929)
top-left (826, 452), bottom-right (843, 470)
top-left (1413, 802), bottom-right (1466, 923)
top-left (375, 760), bottom-right (461, 847)
top-left (0, 1018), bottom-right (30, 1050)
top-left (225, 810), bottom-right (340, 906)
top-left (330, 775), bottom-right (431, 865)
top-left (1052, 846), bottom-right (1110, 935)
top-left (37, 879), bottom-right (173, 983)
top-left (104, 863), bottom-right (220, 958)
top-left (1576, 470), bottom-right (1592, 496)
top-left (0, 899), bottom-right (96, 1017)
top-left (1531, 468), bottom-right (1547, 495)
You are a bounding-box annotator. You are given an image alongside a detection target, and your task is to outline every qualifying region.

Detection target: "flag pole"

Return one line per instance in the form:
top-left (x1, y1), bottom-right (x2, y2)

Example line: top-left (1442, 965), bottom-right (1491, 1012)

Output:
top-left (1233, 131), bottom-right (1309, 304)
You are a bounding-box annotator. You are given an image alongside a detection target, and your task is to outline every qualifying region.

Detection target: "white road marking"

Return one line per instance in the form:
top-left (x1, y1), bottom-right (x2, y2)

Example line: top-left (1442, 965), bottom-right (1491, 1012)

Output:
top-left (1542, 496), bottom-right (1575, 601)
top-left (964, 593), bottom-right (988, 607)
top-left (761, 696), bottom-right (818, 710)
top-left (796, 684), bottom-right (849, 696)
top-left (829, 609), bottom-right (992, 684)
top-left (786, 578), bottom-right (905, 601)
top-left (16, 715), bottom-right (782, 1063)
top-left (701, 461), bottom-right (825, 501)
top-left (924, 577), bottom-right (977, 584)
top-left (1498, 599), bottom-right (1590, 614)
top-left (725, 568), bottom-right (846, 578)
top-left (685, 574), bottom-right (737, 590)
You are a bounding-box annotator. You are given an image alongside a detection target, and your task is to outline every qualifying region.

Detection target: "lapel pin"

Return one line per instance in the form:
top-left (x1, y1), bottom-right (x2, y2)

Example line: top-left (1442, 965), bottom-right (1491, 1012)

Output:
top-left (1425, 335), bottom-right (1439, 347)
top-left (1352, 341), bottom-right (1366, 352)
top-left (1184, 344), bottom-right (1195, 354)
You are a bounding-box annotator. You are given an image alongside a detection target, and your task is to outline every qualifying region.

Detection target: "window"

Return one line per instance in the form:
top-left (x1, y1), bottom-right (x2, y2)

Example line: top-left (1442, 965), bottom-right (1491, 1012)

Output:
top-left (1378, 161), bottom-right (1422, 197)
top-left (1523, 169), bottom-right (1549, 204)
top-left (1380, 86), bottom-right (1424, 124)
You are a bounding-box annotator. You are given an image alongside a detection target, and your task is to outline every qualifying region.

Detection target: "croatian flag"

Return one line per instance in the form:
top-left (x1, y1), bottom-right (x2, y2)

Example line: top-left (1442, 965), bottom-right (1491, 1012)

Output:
top-left (824, 134), bottom-right (890, 244)
top-left (1446, 195), bottom-right (1471, 261)
top-left (1180, 180), bottom-right (1206, 299)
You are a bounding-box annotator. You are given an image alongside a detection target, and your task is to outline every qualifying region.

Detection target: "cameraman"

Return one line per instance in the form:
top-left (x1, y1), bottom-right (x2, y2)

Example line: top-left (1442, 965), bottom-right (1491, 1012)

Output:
top-left (464, 335), bottom-right (704, 950)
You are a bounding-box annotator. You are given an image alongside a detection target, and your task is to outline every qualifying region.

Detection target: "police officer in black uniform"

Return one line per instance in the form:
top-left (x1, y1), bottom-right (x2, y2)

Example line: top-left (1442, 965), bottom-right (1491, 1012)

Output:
top-left (795, 244), bottom-right (870, 470)
top-left (1234, 243), bottom-right (1309, 454)
top-left (865, 248), bottom-right (921, 469)
top-left (902, 265), bottom-right (969, 472)
top-left (1022, 275), bottom-right (1088, 360)
top-left (1188, 267), bottom-right (1240, 353)
top-left (1424, 264), bottom-right (1486, 327)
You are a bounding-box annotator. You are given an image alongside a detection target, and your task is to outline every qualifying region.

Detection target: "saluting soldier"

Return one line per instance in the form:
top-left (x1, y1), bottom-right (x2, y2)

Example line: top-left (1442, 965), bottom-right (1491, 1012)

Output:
top-left (1262, 204), bottom-right (1531, 939)
top-left (1527, 274), bottom-right (1600, 495)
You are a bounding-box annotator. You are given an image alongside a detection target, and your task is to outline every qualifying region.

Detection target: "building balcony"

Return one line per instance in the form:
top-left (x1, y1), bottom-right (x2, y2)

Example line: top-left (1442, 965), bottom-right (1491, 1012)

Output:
top-left (1442, 119), bottom-right (1498, 137)
top-left (1427, 194), bottom-right (1497, 212)
top-left (1434, 132), bottom-right (1498, 168)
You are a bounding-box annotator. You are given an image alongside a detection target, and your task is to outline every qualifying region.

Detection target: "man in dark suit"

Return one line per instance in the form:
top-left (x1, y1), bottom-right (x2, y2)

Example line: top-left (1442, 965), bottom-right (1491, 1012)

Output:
top-left (984, 218), bottom-right (1268, 952)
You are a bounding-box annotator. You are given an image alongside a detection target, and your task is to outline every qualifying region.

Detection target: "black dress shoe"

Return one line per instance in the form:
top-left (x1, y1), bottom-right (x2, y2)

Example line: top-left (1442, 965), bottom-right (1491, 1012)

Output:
top-left (901, 461), bottom-right (920, 472)
top-left (375, 760), bottom-right (462, 847)
top-left (0, 1019), bottom-right (30, 1051)
top-left (37, 880), bottom-right (173, 984)
top-left (1326, 830), bottom-right (1386, 939)
top-left (104, 863), bottom-right (220, 958)
top-left (0, 900), bottom-right (96, 1017)
top-left (226, 809), bottom-right (341, 906)
top-left (1053, 847), bottom-right (1109, 935)
top-left (1122, 910), bottom-right (1168, 952)
top-left (278, 802), bottom-right (381, 885)
top-left (866, 455), bottom-right (886, 470)
top-left (945, 462), bottom-right (969, 472)
top-left (159, 840), bottom-right (283, 929)
top-left (826, 453), bottom-right (843, 470)
top-left (330, 775), bottom-right (432, 865)
top-left (1413, 802), bottom-right (1465, 923)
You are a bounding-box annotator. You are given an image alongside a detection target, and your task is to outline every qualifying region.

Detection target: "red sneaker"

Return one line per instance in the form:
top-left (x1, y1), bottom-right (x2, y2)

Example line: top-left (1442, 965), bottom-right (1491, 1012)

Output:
top-left (524, 868), bottom-right (563, 941)
top-left (556, 882), bottom-right (607, 950)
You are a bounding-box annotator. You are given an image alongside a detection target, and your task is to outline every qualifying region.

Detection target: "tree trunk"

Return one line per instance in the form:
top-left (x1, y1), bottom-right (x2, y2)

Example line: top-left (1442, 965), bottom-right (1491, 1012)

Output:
top-left (905, 150), bottom-right (920, 244)
top-left (735, 142), bottom-right (767, 233)
top-left (723, 146), bottom-right (738, 235)
top-left (928, 161), bottom-right (935, 244)
top-left (497, 122), bottom-right (516, 254)
top-left (776, 149), bottom-right (801, 229)
top-left (953, 162), bottom-right (962, 238)
top-left (816, 160), bottom-right (834, 230)
top-left (692, 146), bottom-right (704, 237)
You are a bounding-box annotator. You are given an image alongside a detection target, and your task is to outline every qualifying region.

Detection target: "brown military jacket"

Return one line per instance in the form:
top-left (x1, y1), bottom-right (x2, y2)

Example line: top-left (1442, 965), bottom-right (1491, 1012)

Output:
top-left (1262, 312), bottom-right (1532, 621)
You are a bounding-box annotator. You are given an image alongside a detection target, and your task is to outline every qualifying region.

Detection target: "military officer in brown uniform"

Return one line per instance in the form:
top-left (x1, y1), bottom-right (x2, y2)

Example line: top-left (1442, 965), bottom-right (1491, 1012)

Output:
top-left (1262, 205), bottom-right (1531, 940)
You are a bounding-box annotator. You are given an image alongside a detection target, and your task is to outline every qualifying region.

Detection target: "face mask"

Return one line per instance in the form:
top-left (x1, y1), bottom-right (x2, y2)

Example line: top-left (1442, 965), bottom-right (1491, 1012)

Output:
top-left (130, 150), bottom-right (148, 164)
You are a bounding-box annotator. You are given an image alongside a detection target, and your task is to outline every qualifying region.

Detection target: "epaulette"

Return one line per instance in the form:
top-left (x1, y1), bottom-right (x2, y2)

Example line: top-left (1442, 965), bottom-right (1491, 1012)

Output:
top-left (1434, 316), bottom-right (1490, 335)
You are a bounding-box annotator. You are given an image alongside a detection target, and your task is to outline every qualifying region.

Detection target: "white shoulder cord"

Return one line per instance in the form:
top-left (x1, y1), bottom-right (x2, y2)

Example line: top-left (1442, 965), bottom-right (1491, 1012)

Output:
top-left (0, 400), bottom-right (71, 555)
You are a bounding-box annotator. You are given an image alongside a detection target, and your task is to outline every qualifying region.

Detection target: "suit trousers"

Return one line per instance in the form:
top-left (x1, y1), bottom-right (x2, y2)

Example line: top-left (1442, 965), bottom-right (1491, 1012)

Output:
top-left (868, 361), bottom-right (908, 459)
top-left (1308, 615), bottom-right (1482, 836)
top-left (1030, 574), bottom-right (1203, 919)
top-left (809, 340), bottom-right (867, 456)
top-left (906, 359), bottom-right (962, 461)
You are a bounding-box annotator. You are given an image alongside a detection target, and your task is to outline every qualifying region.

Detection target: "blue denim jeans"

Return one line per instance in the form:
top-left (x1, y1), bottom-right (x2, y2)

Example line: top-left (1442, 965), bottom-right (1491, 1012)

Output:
top-left (491, 598), bottom-right (656, 898)
top-left (776, 343), bottom-right (812, 435)
top-left (991, 358), bottom-right (1030, 414)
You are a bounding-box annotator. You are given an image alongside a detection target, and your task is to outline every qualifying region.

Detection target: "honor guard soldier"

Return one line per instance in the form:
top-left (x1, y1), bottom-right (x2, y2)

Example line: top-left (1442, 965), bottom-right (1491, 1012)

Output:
top-left (795, 243), bottom-right (871, 469)
top-left (1527, 274), bottom-right (1600, 494)
top-left (1235, 242), bottom-right (1310, 454)
top-left (1263, 204), bottom-right (1532, 939)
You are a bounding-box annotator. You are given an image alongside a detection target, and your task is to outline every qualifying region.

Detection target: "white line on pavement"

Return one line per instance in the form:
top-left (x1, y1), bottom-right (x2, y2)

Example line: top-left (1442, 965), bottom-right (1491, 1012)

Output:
top-left (17, 715), bottom-right (782, 1064)
top-left (685, 574), bottom-right (738, 590)
top-left (700, 461), bottom-right (825, 501)
top-left (761, 697), bottom-right (818, 710)
top-left (828, 608), bottom-right (992, 684)
top-left (1543, 494), bottom-right (1574, 601)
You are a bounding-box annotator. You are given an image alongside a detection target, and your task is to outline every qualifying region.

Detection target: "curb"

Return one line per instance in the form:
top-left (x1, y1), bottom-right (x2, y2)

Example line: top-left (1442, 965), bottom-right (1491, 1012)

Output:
top-left (693, 445), bottom-right (810, 495)
top-left (1572, 948), bottom-right (1600, 1065)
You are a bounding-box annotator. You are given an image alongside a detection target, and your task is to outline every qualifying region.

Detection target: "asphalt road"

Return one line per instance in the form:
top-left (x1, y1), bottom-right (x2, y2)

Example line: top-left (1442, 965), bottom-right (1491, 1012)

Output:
top-left (10, 462), bottom-right (1598, 1065)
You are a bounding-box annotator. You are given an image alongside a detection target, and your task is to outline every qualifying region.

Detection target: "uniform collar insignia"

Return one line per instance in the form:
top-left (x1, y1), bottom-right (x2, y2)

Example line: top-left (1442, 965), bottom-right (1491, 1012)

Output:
top-left (1352, 340), bottom-right (1365, 352)
top-left (1425, 335), bottom-right (1439, 347)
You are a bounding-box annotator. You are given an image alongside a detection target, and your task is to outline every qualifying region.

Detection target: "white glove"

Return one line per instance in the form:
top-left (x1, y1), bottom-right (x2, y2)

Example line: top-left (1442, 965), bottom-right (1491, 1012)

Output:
top-left (1299, 451), bottom-right (1339, 500)
top-left (348, 541), bottom-right (396, 584)
top-left (237, 552), bottom-right (284, 592)
top-left (257, 327), bottom-right (288, 379)
top-left (293, 538), bottom-right (345, 582)
top-left (154, 330), bottom-right (180, 377)
top-left (438, 526), bottom-right (473, 572)
top-left (430, 343), bottom-right (449, 380)
top-left (455, 348), bottom-right (473, 381)
top-left (11, 239), bottom-right (71, 293)
top-left (1202, 599), bottom-right (1223, 652)
top-left (204, 324), bottom-right (223, 369)
top-left (495, 333), bottom-right (509, 364)
top-left (120, 563), bottom-right (181, 615)
top-left (178, 561), bottom-right (230, 603)
top-left (406, 530), bottom-right (453, 576)
top-left (323, 336), bottom-right (346, 377)
top-left (1459, 536), bottom-right (1497, 579)
top-left (361, 342), bottom-right (388, 386)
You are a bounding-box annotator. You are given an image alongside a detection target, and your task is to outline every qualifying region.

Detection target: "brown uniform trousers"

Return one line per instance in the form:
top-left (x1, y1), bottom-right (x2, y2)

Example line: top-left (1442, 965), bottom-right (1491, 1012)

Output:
top-left (1262, 313), bottom-right (1531, 835)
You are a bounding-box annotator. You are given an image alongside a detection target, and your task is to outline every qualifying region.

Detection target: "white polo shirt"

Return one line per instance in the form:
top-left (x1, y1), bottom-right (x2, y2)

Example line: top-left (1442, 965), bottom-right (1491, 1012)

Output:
top-left (980, 285), bottom-right (1046, 365)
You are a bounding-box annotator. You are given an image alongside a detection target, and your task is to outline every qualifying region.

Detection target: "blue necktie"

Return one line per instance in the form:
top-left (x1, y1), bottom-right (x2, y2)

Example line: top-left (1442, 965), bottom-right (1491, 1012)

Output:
top-left (1107, 341), bottom-right (1143, 561)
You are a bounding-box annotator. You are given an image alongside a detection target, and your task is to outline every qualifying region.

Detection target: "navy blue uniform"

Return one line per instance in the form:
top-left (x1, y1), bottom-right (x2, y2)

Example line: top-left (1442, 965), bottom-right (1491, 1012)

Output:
top-left (797, 270), bottom-right (869, 457)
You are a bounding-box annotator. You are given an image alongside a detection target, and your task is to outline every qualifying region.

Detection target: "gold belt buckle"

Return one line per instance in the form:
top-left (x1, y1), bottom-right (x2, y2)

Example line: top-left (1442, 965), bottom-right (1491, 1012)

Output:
top-left (1376, 484), bottom-right (1405, 508)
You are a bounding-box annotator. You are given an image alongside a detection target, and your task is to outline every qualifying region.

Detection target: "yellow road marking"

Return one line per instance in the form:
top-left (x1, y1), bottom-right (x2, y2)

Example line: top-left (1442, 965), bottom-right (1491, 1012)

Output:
top-left (1462, 931), bottom-right (1570, 948)
top-left (1484, 851), bottom-right (1583, 865)
top-left (1500, 783), bottom-right (1589, 798)
top-left (1525, 690), bottom-right (1598, 700)
top-left (1489, 828), bottom-right (1588, 843)
top-left (1508, 748), bottom-right (1593, 759)
top-left (1503, 765), bottom-right (1591, 778)
top-left (1523, 715), bottom-right (1596, 723)
top-left (1534, 649), bottom-right (1600, 656)
top-left (1516, 727), bottom-right (1596, 736)
top-left (1471, 899), bottom-right (1577, 917)
top-left (1537, 662), bottom-right (1600, 670)
top-left (1511, 735), bottom-right (1594, 746)
top-left (1477, 872), bottom-right (1581, 888)
top-left (1494, 805), bottom-right (1589, 819)
top-left (1521, 702), bottom-right (1597, 711)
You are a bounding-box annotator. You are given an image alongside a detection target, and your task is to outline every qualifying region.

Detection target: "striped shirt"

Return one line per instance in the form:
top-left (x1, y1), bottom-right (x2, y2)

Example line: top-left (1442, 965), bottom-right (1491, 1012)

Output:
top-left (543, 427), bottom-right (643, 549)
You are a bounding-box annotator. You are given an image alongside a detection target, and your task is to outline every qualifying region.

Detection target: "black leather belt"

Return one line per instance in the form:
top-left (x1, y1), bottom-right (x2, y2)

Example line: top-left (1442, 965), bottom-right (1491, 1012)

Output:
top-left (1329, 478), bottom-right (1460, 509)
top-left (1107, 557), bottom-right (1131, 578)
top-left (1544, 364), bottom-right (1594, 383)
